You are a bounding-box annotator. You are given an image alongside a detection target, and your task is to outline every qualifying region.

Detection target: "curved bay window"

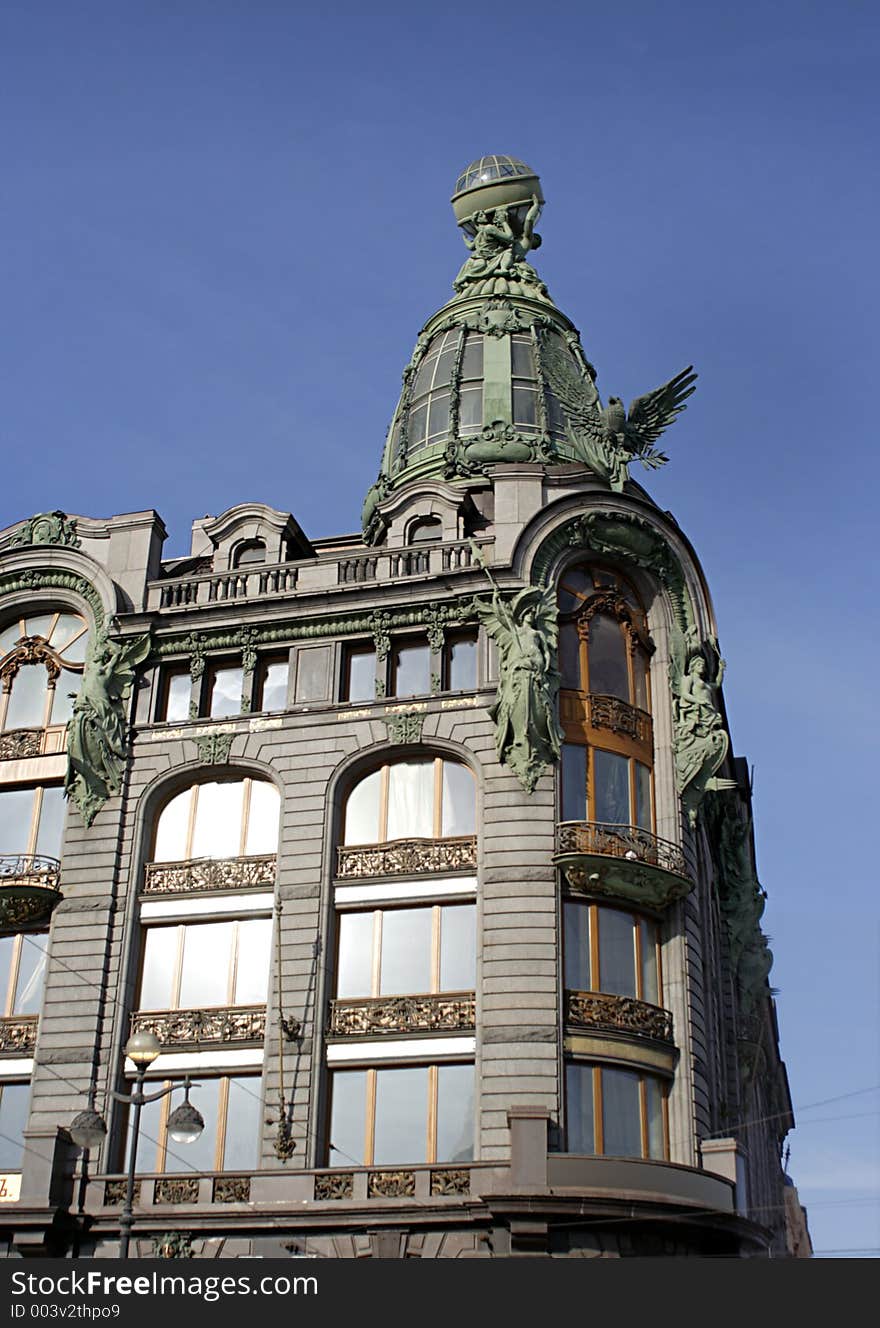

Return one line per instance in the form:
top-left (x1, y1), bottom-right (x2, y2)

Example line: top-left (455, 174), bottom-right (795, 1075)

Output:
top-left (557, 565), bottom-right (654, 833)
top-left (563, 901), bottom-right (661, 1006)
top-left (0, 610), bottom-right (90, 750)
top-left (565, 1062), bottom-right (668, 1160)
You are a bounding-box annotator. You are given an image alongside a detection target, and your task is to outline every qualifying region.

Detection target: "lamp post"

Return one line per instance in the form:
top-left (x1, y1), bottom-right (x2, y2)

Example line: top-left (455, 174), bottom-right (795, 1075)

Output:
top-left (69, 1031), bottom-right (204, 1259)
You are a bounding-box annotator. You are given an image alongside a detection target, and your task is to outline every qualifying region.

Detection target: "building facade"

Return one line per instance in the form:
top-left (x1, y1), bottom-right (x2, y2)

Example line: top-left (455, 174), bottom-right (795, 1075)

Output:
top-left (0, 157), bottom-right (805, 1258)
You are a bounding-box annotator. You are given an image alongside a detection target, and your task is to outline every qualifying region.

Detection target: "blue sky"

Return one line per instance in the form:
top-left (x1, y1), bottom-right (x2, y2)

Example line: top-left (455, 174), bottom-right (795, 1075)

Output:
top-left (2, 1), bottom-right (878, 1257)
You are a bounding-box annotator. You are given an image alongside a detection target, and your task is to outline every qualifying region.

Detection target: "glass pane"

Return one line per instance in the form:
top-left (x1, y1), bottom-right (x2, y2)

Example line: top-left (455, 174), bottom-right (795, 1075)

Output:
top-left (13, 933), bottom-right (48, 1014)
top-left (645, 1078), bottom-right (665, 1159)
top-left (565, 1063), bottom-right (595, 1153)
top-left (59, 628), bottom-right (90, 665)
top-left (512, 384), bottom-right (537, 427)
top-left (209, 667), bottom-right (244, 718)
top-left (139, 927), bottom-right (179, 1010)
top-left (407, 402), bottom-right (427, 448)
top-left (260, 662), bottom-right (288, 712)
top-left (635, 763), bottom-right (652, 831)
top-left (633, 654), bottom-right (649, 711)
top-left (26, 614), bottom-right (56, 641)
top-left (460, 335), bottom-right (483, 380)
top-left (0, 937), bottom-right (14, 1014)
top-left (458, 387), bottom-right (482, 432)
top-left (223, 1077), bottom-right (262, 1170)
top-left (0, 1083), bottom-right (31, 1170)
top-left (386, 761), bottom-right (434, 839)
top-left (179, 923), bottom-right (234, 1006)
top-left (593, 749), bottom-right (630, 824)
top-left (433, 350), bottom-right (456, 388)
top-left (436, 1064), bottom-right (474, 1162)
top-left (0, 621), bottom-right (23, 654)
top-left (234, 918), bottom-right (272, 1004)
top-left (640, 919), bottom-right (659, 1006)
top-left (0, 788), bottom-right (35, 855)
top-left (5, 665), bottom-right (48, 729)
top-left (563, 901), bottom-right (590, 990)
top-left (164, 1078), bottom-right (221, 1173)
top-left (53, 615), bottom-right (87, 655)
top-left (49, 668), bottom-right (82, 725)
top-left (446, 636), bottom-right (477, 691)
top-left (35, 786), bottom-right (66, 858)
top-left (601, 1067), bottom-right (643, 1157)
top-left (441, 762), bottom-right (475, 836)
top-left (587, 614), bottom-right (629, 700)
top-left (191, 782), bottom-right (244, 859)
top-left (561, 744), bottom-right (587, 821)
top-left (559, 622), bottom-right (581, 689)
top-left (336, 912), bottom-right (374, 997)
top-left (439, 904), bottom-right (476, 990)
top-left (125, 1089), bottom-right (165, 1173)
top-left (373, 1067), bottom-right (428, 1164)
top-left (392, 643), bottom-right (430, 698)
top-left (244, 781), bottom-right (280, 855)
top-left (598, 907), bottom-right (636, 997)
top-left (163, 673), bottom-right (191, 723)
top-left (329, 1070), bottom-right (366, 1166)
top-left (557, 567), bottom-right (594, 613)
top-left (510, 337), bottom-right (535, 378)
top-left (346, 648), bottom-right (376, 703)
top-left (379, 908), bottom-right (432, 994)
top-left (343, 769), bottom-right (381, 844)
top-left (153, 788), bottom-right (193, 861)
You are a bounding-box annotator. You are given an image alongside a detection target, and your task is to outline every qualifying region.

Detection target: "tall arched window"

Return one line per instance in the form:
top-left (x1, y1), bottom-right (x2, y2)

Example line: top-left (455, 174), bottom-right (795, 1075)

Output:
top-left (341, 758), bottom-right (475, 847)
top-left (152, 778), bottom-right (280, 862)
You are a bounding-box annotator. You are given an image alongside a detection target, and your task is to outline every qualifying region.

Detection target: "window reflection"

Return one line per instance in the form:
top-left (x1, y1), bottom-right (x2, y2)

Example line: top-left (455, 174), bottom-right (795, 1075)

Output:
top-left (152, 779), bottom-right (280, 862)
top-left (125, 1075), bottom-right (261, 1173)
top-left (328, 1064), bottom-right (474, 1166)
top-left (138, 918), bottom-right (272, 1010)
top-left (335, 904), bottom-right (476, 997)
top-left (0, 610), bottom-right (89, 734)
top-left (564, 1063), bottom-right (667, 1159)
top-left (563, 901), bottom-right (661, 1005)
top-left (341, 759), bottom-right (475, 845)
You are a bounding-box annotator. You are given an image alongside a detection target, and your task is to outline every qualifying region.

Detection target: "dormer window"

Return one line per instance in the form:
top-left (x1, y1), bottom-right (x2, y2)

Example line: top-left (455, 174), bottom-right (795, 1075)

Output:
top-left (407, 517), bottom-right (443, 545)
top-left (232, 540), bottom-right (267, 569)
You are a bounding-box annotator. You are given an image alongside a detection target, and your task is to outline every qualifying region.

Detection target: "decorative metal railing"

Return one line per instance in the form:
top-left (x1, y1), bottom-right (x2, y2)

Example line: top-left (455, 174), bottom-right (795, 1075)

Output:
top-left (328, 993), bottom-right (475, 1037)
top-left (336, 835), bottom-right (477, 879)
top-left (0, 1014), bottom-right (38, 1054)
top-left (0, 854), bottom-right (61, 889)
top-left (555, 822), bottom-right (687, 880)
top-left (588, 694), bottom-right (653, 747)
top-left (130, 1005), bottom-right (266, 1047)
top-left (142, 853), bottom-right (276, 895)
top-left (564, 990), bottom-right (674, 1044)
top-left (0, 854), bottom-right (63, 929)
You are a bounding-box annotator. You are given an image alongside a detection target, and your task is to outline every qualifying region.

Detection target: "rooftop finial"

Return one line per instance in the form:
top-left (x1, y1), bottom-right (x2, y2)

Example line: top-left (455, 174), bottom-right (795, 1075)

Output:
top-left (450, 155), bottom-right (550, 301)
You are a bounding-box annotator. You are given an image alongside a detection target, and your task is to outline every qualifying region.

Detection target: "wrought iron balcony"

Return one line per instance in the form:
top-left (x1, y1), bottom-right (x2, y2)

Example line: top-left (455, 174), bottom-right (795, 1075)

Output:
top-left (142, 853), bottom-right (276, 895)
top-left (328, 992), bottom-right (476, 1038)
top-left (0, 1014), bottom-right (38, 1054)
top-left (130, 1004), bottom-right (266, 1048)
top-left (564, 990), bottom-right (674, 1044)
top-left (554, 822), bottom-right (691, 910)
top-left (560, 692), bottom-right (653, 752)
top-left (336, 835), bottom-right (477, 880)
top-left (0, 854), bottom-right (62, 929)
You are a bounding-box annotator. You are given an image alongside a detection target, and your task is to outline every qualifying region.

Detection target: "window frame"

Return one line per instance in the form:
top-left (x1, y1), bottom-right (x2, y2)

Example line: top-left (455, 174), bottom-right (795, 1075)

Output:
top-left (136, 916), bottom-right (273, 1012)
top-left (203, 660), bottom-right (246, 719)
top-left (326, 1059), bottom-right (475, 1168)
top-left (441, 630), bottom-right (478, 693)
top-left (341, 642), bottom-right (378, 703)
top-left (150, 777), bottom-right (280, 863)
top-left (341, 757), bottom-right (475, 847)
top-left (0, 782), bottom-right (66, 858)
top-left (559, 741), bottom-right (654, 831)
top-left (0, 609), bottom-right (89, 733)
top-left (0, 931), bottom-right (49, 1018)
top-left (254, 655), bottom-right (290, 713)
top-left (155, 666), bottom-right (192, 723)
top-left (563, 899), bottom-right (663, 1005)
top-left (123, 1073), bottom-right (263, 1174)
top-left (563, 1060), bottom-right (669, 1160)
top-left (333, 901), bottom-right (476, 1000)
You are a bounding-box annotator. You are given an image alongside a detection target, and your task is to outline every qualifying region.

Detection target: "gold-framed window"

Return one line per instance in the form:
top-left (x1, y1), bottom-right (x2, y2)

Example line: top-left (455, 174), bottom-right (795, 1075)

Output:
top-left (137, 917), bottom-right (272, 1011)
top-left (334, 903), bottom-right (476, 999)
top-left (341, 758), bottom-right (474, 846)
top-left (564, 1061), bottom-right (668, 1160)
top-left (563, 900), bottom-right (662, 1005)
top-left (124, 1074), bottom-right (262, 1174)
top-left (0, 611), bottom-right (89, 733)
top-left (327, 1061), bottom-right (474, 1167)
top-left (151, 778), bottom-right (280, 863)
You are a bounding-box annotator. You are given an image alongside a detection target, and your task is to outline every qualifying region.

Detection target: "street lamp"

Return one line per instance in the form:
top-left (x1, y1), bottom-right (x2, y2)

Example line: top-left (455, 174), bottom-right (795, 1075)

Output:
top-left (69, 1031), bottom-right (205, 1259)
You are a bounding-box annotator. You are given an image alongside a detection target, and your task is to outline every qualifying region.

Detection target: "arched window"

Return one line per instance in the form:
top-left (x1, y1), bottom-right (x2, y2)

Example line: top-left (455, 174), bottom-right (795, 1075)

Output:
top-left (341, 758), bottom-right (474, 845)
top-left (152, 778), bottom-right (280, 861)
top-left (0, 610), bottom-right (89, 735)
top-left (407, 517), bottom-right (443, 545)
top-left (232, 540), bottom-right (266, 569)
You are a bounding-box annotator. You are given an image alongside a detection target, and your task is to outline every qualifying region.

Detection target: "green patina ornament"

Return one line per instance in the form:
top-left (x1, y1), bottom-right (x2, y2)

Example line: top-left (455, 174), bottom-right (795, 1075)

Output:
top-left (382, 710), bottom-right (425, 744)
top-left (706, 794), bottom-right (774, 1020)
top-left (65, 628), bottom-right (151, 827)
top-left (11, 511), bottom-right (81, 549)
top-left (668, 631), bottom-right (735, 826)
top-left (195, 732), bottom-right (234, 765)
top-left (152, 1232), bottom-right (193, 1259)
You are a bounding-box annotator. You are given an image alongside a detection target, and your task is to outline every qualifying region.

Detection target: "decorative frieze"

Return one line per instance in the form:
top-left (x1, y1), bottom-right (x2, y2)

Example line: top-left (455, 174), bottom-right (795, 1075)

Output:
top-left (430, 1168), bottom-right (470, 1196)
top-left (154, 1178), bottom-right (200, 1205)
top-left (142, 854), bottom-right (276, 895)
top-left (0, 1015), bottom-right (38, 1054)
top-left (212, 1177), bottom-right (251, 1203)
top-left (0, 728), bottom-right (42, 761)
top-left (367, 1170), bottom-right (415, 1198)
top-left (564, 990), bottom-right (674, 1044)
top-left (329, 993), bottom-right (475, 1037)
top-left (104, 1180), bottom-right (140, 1206)
top-left (315, 1172), bottom-right (354, 1201)
top-left (130, 1005), bottom-right (266, 1047)
top-left (336, 835), bottom-right (476, 880)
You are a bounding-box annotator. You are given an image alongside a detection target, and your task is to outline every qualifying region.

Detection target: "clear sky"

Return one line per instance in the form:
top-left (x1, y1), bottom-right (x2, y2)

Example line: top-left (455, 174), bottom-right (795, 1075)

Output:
top-left (2, 0), bottom-right (878, 1258)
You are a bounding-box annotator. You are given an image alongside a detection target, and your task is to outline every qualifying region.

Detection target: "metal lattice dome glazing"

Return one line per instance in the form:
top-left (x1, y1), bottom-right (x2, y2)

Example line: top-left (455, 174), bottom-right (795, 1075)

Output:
top-left (453, 156), bottom-right (537, 198)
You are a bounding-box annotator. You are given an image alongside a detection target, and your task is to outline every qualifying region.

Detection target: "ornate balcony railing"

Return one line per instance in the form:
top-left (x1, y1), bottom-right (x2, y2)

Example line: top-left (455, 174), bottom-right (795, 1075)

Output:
top-left (0, 854), bottom-right (62, 929)
top-left (564, 990), bottom-right (674, 1044)
top-left (336, 835), bottom-right (477, 880)
top-left (554, 822), bottom-right (691, 910)
top-left (0, 1014), bottom-right (38, 1054)
top-left (587, 694), bottom-right (653, 747)
top-left (130, 1005), bottom-right (266, 1047)
top-left (328, 992), bottom-right (475, 1037)
top-left (142, 854), bottom-right (276, 895)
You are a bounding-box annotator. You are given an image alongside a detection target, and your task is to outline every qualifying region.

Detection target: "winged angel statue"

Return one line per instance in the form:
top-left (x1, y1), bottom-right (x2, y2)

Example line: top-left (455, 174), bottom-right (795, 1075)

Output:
top-left (668, 628), bottom-right (735, 825)
top-left (541, 333), bottom-right (697, 491)
top-left (65, 629), bottom-right (151, 825)
top-left (473, 580), bottom-right (564, 793)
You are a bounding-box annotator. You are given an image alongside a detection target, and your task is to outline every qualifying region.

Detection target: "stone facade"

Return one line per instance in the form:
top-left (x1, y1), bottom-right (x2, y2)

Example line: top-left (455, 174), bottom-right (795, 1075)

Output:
top-left (0, 158), bottom-right (800, 1259)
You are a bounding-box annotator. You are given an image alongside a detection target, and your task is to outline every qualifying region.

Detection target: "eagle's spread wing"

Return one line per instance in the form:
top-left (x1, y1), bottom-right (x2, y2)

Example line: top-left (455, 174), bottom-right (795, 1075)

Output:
top-left (626, 366), bottom-right (697, 449)
top-left (540, 332), bottom-right (601, 438)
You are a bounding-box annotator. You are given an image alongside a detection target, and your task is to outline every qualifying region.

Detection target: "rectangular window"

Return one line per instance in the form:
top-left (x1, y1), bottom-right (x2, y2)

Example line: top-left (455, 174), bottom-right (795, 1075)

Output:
top-left (389, 639), bottom-right (430, 699)
top-left (0, 1082), bottom-right (31, 1171)
top-left (0, 785), bottom-right (66, 859)
top-left (442, 633), bottom-right (478, 692)
top-left (126, 1074), bottom-right (261, 1173)
top-left (563, 1063), bottom-right (668, 1159)
top-left (0, 932), bottom-right (48, 1017)
top-left (563, 901), bottom-right (661, 1005)
top-left (151, 777), bottom-right (280, 862)
top-left (560, 743), bottom-right (587, 822)
top-left (327, 1063), bottom-right (474, 1166)
top-left (138, 918), bottom-right (272, 1011)
top-left (206, 663), bottom-right (244, 718)
top-left (335, 903), bottom-right (476, 998)
top-left (342, 644), bottom-right (377, 703)
top-left (255, 657), bottom-right (289, 712)
top-left (156, 668), bottom-right (191, 723)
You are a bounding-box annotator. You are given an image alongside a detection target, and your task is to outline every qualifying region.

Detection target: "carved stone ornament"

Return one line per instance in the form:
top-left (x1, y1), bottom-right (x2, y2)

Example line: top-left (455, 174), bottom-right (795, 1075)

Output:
top-left (0, 1015), bottom-right (38, 1054)
top-left (315, 1172), bottom-right (354, 1201)
top-left (381, 710), bottom-right (425, 744)
top-left (473, 584), bottom-right (563, 792)
top-left (65, 628), bottom-right (151, 826)
top-left (194, 732), bottom-right (234, 765)
top-left (11, 511), bottom-right (81, 549)
top-left (143, 853), bottom-right (276, 895)
top-left (213, 1177), bottom-right (251, 1203)
top-left (329, 993), bottom-right (475, 1037)
top-left (130, 1005), bottom-right (266, 1047)
top-left (369, 610), bottom-right (393, 662)
top-left (564, 990), bottom-right (674, 1044)
top-left (367, 1170), bottom-right (415, 1198)
top-left (430, 1168), bottom-right (470, 1196)
top-left (152, 1232), bottom-right (194, 1258)
top-left (154, 1178), bottom-right (200, 1205)
top-left (336, 835), bottom-right (476, 880)
top-left (0, 728), bottom-right (42, 761)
